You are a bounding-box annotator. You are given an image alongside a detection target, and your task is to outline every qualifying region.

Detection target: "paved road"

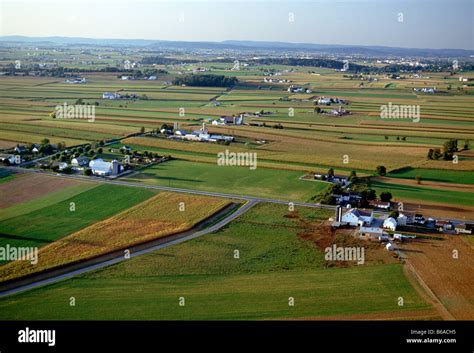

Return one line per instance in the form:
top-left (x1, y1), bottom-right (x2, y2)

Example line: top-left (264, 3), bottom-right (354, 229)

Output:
top-left (6, 165), bottom-right (473, 224)
top-left (0, 199), bottom-right (258, 298)
top-left (5, 165), bottom-right (333, 209)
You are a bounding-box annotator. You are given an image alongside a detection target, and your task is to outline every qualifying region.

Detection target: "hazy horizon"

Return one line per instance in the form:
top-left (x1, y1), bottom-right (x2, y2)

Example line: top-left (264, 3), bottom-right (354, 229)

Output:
top-left (1, 0), bottom-right (473, 50)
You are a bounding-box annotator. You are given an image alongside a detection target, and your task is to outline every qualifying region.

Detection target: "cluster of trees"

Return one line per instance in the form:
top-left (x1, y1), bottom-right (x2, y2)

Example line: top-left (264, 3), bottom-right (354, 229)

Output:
top-left (38, 138), bottom-right (63, 155)
top-left (317, 183), bottom-right (342, 205)
top-left (427, 139), bottom-right (469, 161)
top-left (317, 182), bottom-right (392, 206)
top-left (172, 74), bottom-right (238, 88)
top-left (140, 57), bottom-right (200, 65)
top-left (251, 58), bottom-right (367, 72)
top-left (312, 166), bottom-right (397, 206)
top-left (2, 65), bottom-right (158, 77)
top-left (51, 143), bottom-right (101, 162)
top-left (352, 183), bottom-right (393, 205)
top-left (315, 169), bottom-right (356, 204)
top-left (376, 165), bottom-right (387, 176)
top-left (116, 68), bottom-right (167, 79)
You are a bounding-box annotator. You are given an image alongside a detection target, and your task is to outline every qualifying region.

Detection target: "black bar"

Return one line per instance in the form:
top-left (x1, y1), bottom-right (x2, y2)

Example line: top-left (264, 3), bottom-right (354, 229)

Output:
top-left (0, 321), bottom-right (472, 352)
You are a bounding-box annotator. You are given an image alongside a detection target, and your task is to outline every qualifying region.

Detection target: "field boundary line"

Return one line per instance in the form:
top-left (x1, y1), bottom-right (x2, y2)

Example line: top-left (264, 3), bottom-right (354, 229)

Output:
top-left (402, 255), bottom-right (455, 320)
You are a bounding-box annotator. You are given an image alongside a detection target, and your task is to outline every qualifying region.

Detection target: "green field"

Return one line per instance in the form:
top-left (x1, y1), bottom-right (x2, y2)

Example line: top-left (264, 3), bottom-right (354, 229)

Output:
top-left (0, 184), bottom-right (156, 259)
top-left (125, 159), bottom-right (329, 201)
top-left (388, 167), bottom-right (474, 185)
top-left (371, 180), bottom-right (474, 206)
top-left (0, 203), bottom-right (430, 320)
top-left (0, 183), bottom-right (96, 222)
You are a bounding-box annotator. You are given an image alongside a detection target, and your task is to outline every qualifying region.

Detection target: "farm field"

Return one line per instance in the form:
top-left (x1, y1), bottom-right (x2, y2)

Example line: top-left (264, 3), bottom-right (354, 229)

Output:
top-left (0, 172), bottom-right (89, 208)
top-left (125, 159), bottom-right (329, 201)
top-left (370, 180), bottom-right (474, 207)
top-left (0, 183), bottom-right (156, 259)
top-left (388, 167), bottom-right (474, 185)
top-left (0, 203), bottom-right (434, 320)
top-left (399, 235), bottom-right (474, 320)
top-left (1, 70), bottom-right (473, 173)
top-left (0, 192), bottom-right (231, 282)
top-left (0, 41), bottom-right (473, 326)
top-left (0, 181), bottom-right (96, 222)
top-left (370, 180), bottom-right (474, 219)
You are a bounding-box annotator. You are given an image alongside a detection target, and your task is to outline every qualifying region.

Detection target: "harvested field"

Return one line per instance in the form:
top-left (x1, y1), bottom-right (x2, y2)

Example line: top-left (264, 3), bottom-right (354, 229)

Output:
top-left (399, 235), bottom-right (474, 320)
top-left (0, 140), bottom-right (15, 149)
top-left (0, 173), bottom-right (89, 209)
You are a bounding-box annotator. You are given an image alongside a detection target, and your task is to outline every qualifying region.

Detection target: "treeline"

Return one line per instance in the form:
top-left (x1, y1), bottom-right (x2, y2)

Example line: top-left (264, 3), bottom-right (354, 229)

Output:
top-left (0, 65), bottom-right (160, 77)
top-left (250, 58), bottom-right (367, 72)
top-left (116, 68), bottom-right (167, 78)
top-left (140, 57), bottom-right (200, 65)
top-left (173, 74), bottom-right (238, 87)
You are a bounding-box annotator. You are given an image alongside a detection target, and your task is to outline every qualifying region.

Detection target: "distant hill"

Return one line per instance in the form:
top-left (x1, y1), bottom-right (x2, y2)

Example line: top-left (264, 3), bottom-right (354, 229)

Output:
top-left (1, 35), bottom-right (473, 57)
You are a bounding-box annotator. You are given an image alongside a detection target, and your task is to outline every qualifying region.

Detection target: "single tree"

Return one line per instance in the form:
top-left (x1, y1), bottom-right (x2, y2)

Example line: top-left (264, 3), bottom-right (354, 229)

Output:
top-left (376, 165), bottom-right (387, 176)
top-left (380, 191), bottom-right (393, 202)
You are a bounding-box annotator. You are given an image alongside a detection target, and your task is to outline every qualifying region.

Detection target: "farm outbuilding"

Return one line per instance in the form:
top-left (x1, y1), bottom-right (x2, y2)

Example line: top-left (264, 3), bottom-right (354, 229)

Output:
top-left (383, 217), bottom-right (398, 231)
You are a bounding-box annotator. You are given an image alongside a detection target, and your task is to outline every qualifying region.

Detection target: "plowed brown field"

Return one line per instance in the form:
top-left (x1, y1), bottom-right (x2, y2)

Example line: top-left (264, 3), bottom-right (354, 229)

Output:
top-left (0, 173), bottom-right (88, 208)
top-left (399, 235), bottom-right (474, 320)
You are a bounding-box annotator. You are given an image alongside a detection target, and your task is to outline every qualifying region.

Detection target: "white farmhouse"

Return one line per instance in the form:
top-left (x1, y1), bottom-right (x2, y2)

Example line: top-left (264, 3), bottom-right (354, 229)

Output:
top-left (71, 156), bottom-right (90, 167)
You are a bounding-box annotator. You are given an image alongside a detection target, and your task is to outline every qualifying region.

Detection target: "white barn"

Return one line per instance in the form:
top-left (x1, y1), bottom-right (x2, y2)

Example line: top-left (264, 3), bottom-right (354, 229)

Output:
top-left (383, 217), bottom-right (398, 231)
top-left (89, 159), bottom-right (121, 176)
top-left (341, 209), bottom-right (373, 226)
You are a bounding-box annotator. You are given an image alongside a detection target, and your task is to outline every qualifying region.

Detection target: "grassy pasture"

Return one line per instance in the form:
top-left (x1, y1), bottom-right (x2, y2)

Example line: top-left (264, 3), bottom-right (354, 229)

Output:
top-left (125, 159), bottom-right (329, 201)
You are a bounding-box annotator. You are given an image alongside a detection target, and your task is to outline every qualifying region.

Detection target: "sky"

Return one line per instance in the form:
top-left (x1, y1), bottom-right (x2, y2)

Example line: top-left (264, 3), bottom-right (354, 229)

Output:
top-left (0, 0), bottom-right (473, 49)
